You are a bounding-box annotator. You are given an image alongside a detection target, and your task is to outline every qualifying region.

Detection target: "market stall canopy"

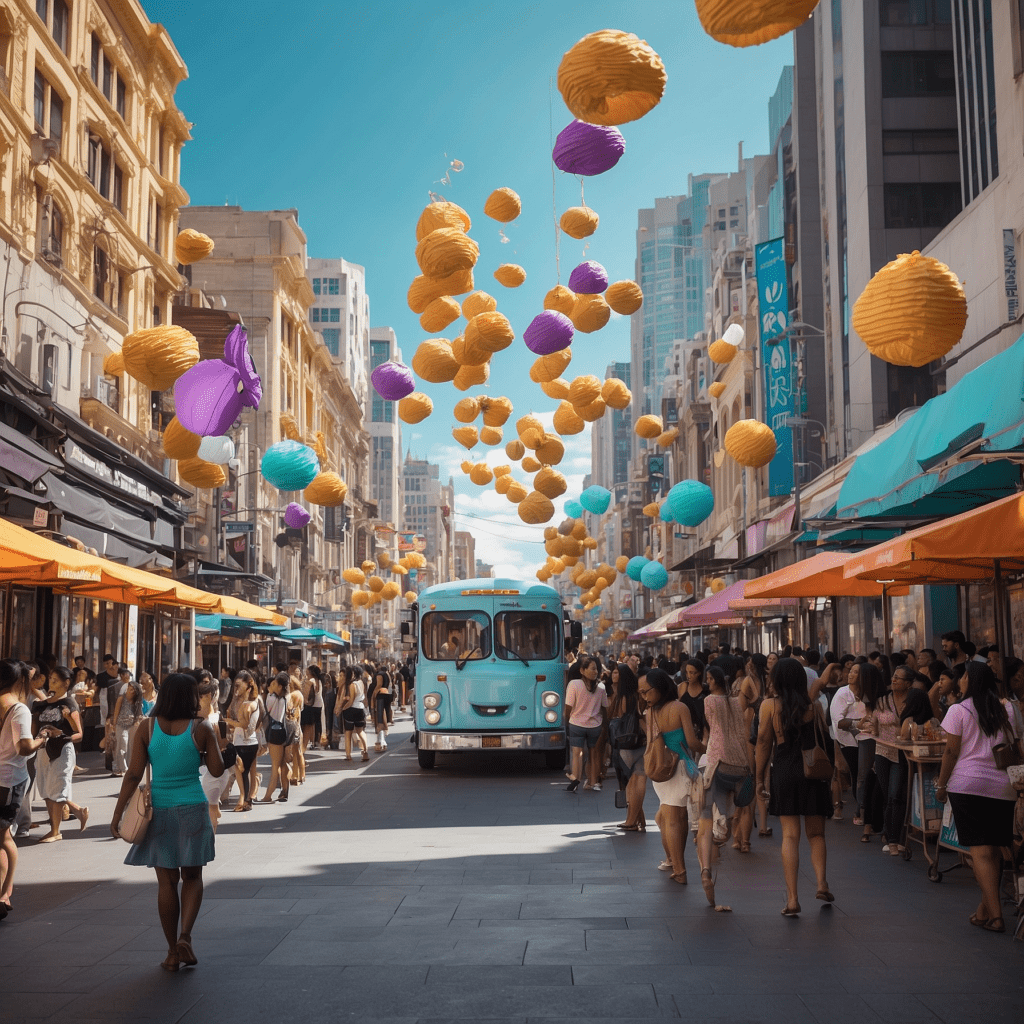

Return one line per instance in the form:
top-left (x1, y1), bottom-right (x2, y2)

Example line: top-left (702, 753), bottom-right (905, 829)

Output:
top-left (835, 332), bottom-right (1024, 523)
top-left (279, 627), bottom-right (348, 647)
top-left (743, 552), bottom-right (911, 599)
top-left (214, 595), bottom-right (287, 625)
top-left (195, 614), bottom-right (289, 638)
top-left (843, 491), bottom-right (1024, 585)
top-left (627, 609), bottom-right (678, 641)
top-left (668, 579), bottom-right (749, 630)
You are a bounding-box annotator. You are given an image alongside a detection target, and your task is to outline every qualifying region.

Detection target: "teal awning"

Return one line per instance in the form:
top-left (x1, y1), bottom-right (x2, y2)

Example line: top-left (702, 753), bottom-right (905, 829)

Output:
top-left (279, 627), bottom-right (348, 647)
top-left (835, 332), bottom-right (1024, 521)
top-left (195, 615), bottom-right (289, 639)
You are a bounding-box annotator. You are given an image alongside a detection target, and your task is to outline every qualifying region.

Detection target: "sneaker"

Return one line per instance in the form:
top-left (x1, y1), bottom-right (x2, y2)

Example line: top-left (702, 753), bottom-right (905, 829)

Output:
top-left (657, 860), bottom-right (673, 872)
top-left (592, 783), bottom-right (602, 792)
top-left (882, 844), bottom-right (890, 853)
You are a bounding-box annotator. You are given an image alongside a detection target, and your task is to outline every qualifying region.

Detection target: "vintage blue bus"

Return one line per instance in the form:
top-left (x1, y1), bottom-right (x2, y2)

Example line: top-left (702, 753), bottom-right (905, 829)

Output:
top-left (410, 578), bottom-right (580, 770)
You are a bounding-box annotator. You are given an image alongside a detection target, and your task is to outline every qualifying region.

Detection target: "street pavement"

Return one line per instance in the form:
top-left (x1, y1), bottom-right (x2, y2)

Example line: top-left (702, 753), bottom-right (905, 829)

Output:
top-left (2, 713), bottom-right (1021, 1023)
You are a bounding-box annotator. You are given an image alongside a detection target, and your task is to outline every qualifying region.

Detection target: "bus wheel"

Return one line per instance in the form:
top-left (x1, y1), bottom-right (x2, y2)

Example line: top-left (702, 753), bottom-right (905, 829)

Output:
top-left (417, 748), bottom-right (436, 770)
top-left (545, 748), bottom-right (566, 771)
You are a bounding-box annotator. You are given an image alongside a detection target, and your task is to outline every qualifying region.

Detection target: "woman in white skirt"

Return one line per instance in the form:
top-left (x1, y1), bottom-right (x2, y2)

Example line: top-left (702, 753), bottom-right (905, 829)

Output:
top-left (197, 681), bottom-right (232, 831)
top-left (640, 668), bottom-right (704, 884)
top-left (31, 667), bottom-right (88, 842)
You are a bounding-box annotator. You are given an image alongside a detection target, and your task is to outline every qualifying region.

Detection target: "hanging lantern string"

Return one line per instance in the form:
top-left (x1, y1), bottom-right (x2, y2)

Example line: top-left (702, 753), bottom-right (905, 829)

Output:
top-left (549, 75), bottom-right (561, 284)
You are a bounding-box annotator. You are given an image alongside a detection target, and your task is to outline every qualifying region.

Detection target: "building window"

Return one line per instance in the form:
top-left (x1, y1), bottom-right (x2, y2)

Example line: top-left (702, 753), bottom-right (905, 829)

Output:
top-left (880, 0), bottom-right (952, 26)
top-left (38, 191), bottom-right (62, 260)
top-left (328, 307), bottom-right (340, 322)
top-left (90, 33), bottom-right (100, 83)
top-left (312, 278), bottom-right (321, 295)
top-left (93, 245), bottom-right (110, 304)
top-left (882, 129), bottom-right (959, 153)
top-left (881, 51), bottom-right (956, 97)
top-left (883, 182), bottom-right (962, 228)
top-left (115, 75), bottom-right (126, 120)
top-left (102, 53), bottom-right (113, 101)
top-left (322, 328), bottom-right (340, 356)
top-left (36, 0), bottom-right (68, 53)
top-left (34, 69), bottom-right (63, 151)
top-left (327, 277), bottom-right (339, 295)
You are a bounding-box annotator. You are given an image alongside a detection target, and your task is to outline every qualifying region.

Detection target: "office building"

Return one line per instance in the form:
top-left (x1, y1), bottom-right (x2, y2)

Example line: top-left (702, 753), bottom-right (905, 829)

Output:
top-left (367, 326), bottom-right (402, 528)
top-left (402, 452), bottom-right (454, 584)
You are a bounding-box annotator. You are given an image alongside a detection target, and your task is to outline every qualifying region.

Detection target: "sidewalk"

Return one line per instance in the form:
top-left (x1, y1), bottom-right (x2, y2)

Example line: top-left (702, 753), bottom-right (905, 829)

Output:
top-left (2, 716), bottom-right (1021, 1023)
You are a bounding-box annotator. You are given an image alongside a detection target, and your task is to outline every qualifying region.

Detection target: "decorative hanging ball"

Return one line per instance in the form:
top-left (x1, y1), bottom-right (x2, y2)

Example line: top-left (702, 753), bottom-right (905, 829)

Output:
top-left (560, 207), bottom-right (600, 240)
top-left (261, 440), bottom-right (321, 492)
top-left (162, 417), bottom-right (201, 460)
top-left (571, 520), bottom-right (588, 541)
top-left (452, 334), bottom-right (490, 366)
top-left (568, 260), bottom-right (609, 295)
top-left (412, 338), bottom-right (460, 383)
top-left (361, 560), bottom-right (376, 573)
top-left (197, 435), bottom-right (235, 465)
top-left (494, 474), bottom-right (513, 495)
top-left (643, 501), bottom-right (661, 517)
top-left (659, 501), bottom-right (675, 523)
top-left (656, 426), bottom-right (680, 447)
top-left (570, 293), bottom-right (611, 333)
top-left (543, 285), bottom-right (577, 316)
top-left (524, 310), bottom-right (575, 355)
top-left (505, 439), bottom-right (526, 461)
top-left (480, 395), bottom-right (513, 427)
top-left (494, 264), bottom-right (527, 288)
top-left (625, 555), bottom-right (650, 581)
top-left (174, 228), bottom-right (215, 265)
top-left (415, 227), bottom-right (480, 278)
top-left (564, 499), bottom-right (584, 519)
top-left (534, 466), bottom-right (568, 499)
top-left (851, 250), bottom-right (968, 367)
top-left (725, 419), bottom-right (778, 467)
top-left (453, 361), bottom-right (489, 391)
top-left (469, 463), bottom-right (494, 486)
top-left (398, 392), bottom-right (433, 424)
top-left (695, 0), bottom-right (819, 48)
top-left (708, 339), bottom-right (738, 364)
top-left (723, 322), bottom-right (745, 346)
top-left (121, 325), bottom-right (200, 390)
top-left (553, 400), bottom-right (585, 436)
top-left (371, 359), bottom-right (415, 401)
top-left (416, 200), bottom-right (471, 241)
top-left (517, 413), bottom-right (545, 437)
top-left (103, 351), bottom-right (124, 375)
top-left (407, 269), bottom-right (475, 313)
top-left (579, 484), bottom-right (612, 515)
top-left (522, 455), bottom-right (542, 474)
top-left (530, 353), bottom-right (573, 388)
top-left (611, 555), bottom-right (627, 574)
top-left (453, 397), bottom-right (481, 423)
top-left (711, 577), bottom-right (727, 593)
top-left (506, 481), bottom-right (529, 504)
top-left (518, 490), bottom-right (555, 524)
top-left (367, 575), bottom-right (385, 594)
top-left (557, 30), bottom-right (667, 126)
top-left (601, 377), bottom-right (632, 409)
top-left (640, 560), bottom-right (668, 591)
top-left (304, 471), bottom-right (348, 507)
top-left (342, 567), bottom-right (365, 585)
top-left (466, 311), bottom-right (515, 353)
top-left (605, 280), bottom-right (644, 315)
top-left (419, 296), bottom-right (462, 333)
top-left (541, 378), bottom-right (571, 400)
top-left (553, 120), bottom-right (626, 176)
top-left (177, 457), bottom-right (227, 490)
top-left (452, 425), bottom-right (479, 449)
top-left (709, 381), bottom-right (726, 398)
top-left (382, 582), bottom-right (403, 601)
top-left (634, 414), bottom-right (663, 438)
top-left (494, 464), bottom-right (513, 477)
top-left (480, 426), bottom-right (503, 445)
top-left (351, 590), bottom-right (370, 607)
top-left (665, 479), bottom-right (715, 527)
top-left (568, 374), bottom-right (602, 409)
top-left (577, 397), bottom-right (607, 423)
top-left (534, 434), bottom-right (565, 466)
top-left (484, 187), bottom-right (522, 222)
top-left (284, 502), bottom-right (311, 529)
top-left (462, 291), bottom-right (497, 320)
top-left (577, 569), bottom-right (598, 590)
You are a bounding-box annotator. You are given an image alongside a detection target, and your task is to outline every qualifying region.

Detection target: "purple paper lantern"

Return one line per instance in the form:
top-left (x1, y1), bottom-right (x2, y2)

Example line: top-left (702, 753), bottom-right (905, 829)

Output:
top-left (568, 261), bottom-right (608, 295)
top-left (524, 310), bottom-right (575, 355)
top-left (552, 121), bottom-right (625, 176)
top-left (371, 359), bottom-right (415, 401)
top-left (284, 502), bottom-right (311, 529)
top-left (174, 325), bottom-right (263, 436)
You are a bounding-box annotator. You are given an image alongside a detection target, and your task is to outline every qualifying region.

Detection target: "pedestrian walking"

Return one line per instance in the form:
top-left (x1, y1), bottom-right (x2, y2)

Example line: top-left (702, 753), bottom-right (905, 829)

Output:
top-left (139, 672), bottom-right (157, 715)
top-left (286, 676), bottom-right (305, 784)
top-left (565, 656), bottom-right (608, 792)
top-left (223, 673), bottom-right (259, 812)
top-left (371, 667), bottom-right (393, 751)
top-left (755, 657), bottom-right (833, 916)
top-left (111, 678), bottom-right (145, 776)
top-left (336, 666), bottom-right (369, 762)
top-left (110, 672), bottom-right (229, 971)
top-left (607, 662), bottom-right (646, 830)
top-left (197, 681), bottom-right (231, 832)
top-left (301, 665), bottom-right (322, 750)
top-left (260, 673), bottom-right (291, 802)
top-left (935, 662), bottom-right (1022, 934)
top-left (738, 652), bottom-right (771, 843)
top-left (32, 667), bottom-right (89, 842)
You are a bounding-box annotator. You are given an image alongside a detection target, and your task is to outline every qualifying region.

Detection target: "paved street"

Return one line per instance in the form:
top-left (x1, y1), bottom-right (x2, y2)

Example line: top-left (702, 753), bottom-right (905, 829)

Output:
top-left (3, 716), bottom-right (1021, 1024)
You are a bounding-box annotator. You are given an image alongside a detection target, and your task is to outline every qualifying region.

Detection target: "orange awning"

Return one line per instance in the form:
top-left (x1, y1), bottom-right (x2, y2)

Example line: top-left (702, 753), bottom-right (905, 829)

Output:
top-left (843, 492), bottom-right (1024, 585)
top-left (215, 594), bottom-right (288, 625)
top-left (744, 551), bottom-right (910, 599)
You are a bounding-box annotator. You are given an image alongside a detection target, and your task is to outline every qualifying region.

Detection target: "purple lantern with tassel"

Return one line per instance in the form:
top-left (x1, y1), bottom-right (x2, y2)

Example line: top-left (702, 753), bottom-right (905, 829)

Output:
top-left (524, 310), bottom-right (575, 355)
top-left (371, 359), bottom-right (415, 401)
top-left (284, 502), bottom-right (311, 529)
top-left (552, 121), bottom-right (625, 176)
top-left (568, 261), bottom-right (608, 295)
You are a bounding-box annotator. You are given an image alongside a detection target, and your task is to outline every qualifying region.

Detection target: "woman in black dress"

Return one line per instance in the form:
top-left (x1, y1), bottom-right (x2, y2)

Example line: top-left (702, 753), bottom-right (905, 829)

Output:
top-left (755, 657), bottom-right (833, 916)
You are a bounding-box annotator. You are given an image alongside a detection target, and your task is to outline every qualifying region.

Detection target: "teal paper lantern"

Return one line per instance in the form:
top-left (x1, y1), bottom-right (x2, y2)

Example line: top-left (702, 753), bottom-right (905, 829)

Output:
top-left (659, 502), bottom-right (674, 523)
top-left (665, 480), bottom-right (714, 527)
top-left (261, 440), bottom-right (320, 492)
top-left (640, 561), bottom-right (668, 590)
top-left (564, 499), bottom-right (584, 518)
top-left (625, 556), bottom-right (649, 581)
top-left (579, 485), bottom-right (611, 515)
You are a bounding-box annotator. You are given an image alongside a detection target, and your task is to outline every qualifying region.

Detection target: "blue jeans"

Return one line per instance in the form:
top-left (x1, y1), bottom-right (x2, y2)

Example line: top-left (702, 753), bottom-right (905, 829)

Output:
top-left (873, 753), bottom-right (907, 845)
top-left (568, 724), bottom-right (601, 750)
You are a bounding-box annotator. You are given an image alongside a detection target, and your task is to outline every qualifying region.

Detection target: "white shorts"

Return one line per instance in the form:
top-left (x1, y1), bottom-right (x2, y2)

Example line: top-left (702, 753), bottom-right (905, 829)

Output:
top-left (199, 766), bottom-right (233, 804)
top-left (651, 761), bottom-right (693, 808)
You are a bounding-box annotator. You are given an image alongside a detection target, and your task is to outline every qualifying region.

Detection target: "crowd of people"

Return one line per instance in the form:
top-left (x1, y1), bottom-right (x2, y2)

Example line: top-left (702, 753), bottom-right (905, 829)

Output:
top-left (564, 634), bottom-right (1024, 927)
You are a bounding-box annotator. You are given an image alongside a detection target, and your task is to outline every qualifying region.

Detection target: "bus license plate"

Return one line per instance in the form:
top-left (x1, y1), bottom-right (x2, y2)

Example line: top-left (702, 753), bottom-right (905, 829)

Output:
top-left (482, 736), bottom-right (501, 748)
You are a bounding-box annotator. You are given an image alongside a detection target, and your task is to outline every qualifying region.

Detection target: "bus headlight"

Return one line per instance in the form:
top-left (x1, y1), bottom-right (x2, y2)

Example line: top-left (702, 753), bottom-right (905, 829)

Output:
top-left (424, 709), bottom-right (442, 725)
top-left (423, 693), bottom-right (442, 709)
top-left (544, 709), bottom-right (558, 723)
top-left (541, 691), bottom-right (560, 707)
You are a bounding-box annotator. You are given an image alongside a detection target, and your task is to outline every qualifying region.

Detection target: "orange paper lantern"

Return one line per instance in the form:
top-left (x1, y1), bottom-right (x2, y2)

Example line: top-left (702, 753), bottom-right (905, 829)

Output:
top-left (695, 0), bottom-right (819, 48)
top-left (484, 187), bottom-right (522, 222)
top-left (494, 264), bottom-right (527, 288)
top-left (724, 419), bottom-right (778, 468)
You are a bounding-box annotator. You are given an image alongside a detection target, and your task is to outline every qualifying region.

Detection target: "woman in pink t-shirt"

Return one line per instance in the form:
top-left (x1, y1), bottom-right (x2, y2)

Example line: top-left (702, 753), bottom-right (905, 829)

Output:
top-left (564, 656), bottom-right (608, 793)
top-left (936, 663), bottom-right (1021, 934)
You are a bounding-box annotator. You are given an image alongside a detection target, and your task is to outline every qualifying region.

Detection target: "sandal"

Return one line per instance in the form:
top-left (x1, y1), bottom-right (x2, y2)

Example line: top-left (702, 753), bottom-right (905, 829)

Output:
top-left (161, 952), bottom-right (180, 972)
top-left (670, 871), bottom-right (687, 884)
top-left (815, 889), bottom-right (835, 904)
top-left (969, 913), bottom-right (991, 928)
top-left (175, 938), bottom-right (198, 966)
top-left (701, 868), bottom-right (716, 907)
top-left (861, 834), bottom-right (872, 843)
top-left (657, 859), bottom-right (673, 872)
top-left (982, 918), bottom-right (1005, 933)
top-left (758, 828), bottom-right (773, 838)
top-left (738, 841), bottom-right (751, 854)
top-left (781, 903), bottom-right (801, 917)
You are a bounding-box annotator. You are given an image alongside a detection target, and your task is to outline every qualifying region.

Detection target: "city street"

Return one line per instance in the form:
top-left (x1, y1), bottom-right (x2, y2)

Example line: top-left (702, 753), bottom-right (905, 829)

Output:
top-left (2, 716), bottom-right (1021, 1024)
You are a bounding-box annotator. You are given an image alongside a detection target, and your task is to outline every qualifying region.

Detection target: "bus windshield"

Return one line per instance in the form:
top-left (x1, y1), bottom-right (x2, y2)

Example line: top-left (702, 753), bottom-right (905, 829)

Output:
top-left (494, 611), bottom-right (560, 663)
top-left (422, 611), bottom-right (491, 661)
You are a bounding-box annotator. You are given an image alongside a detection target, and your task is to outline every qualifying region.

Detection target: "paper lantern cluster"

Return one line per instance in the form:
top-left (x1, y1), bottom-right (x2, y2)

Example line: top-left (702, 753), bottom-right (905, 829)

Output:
top-left (348, 550), bottom-right (427, 608)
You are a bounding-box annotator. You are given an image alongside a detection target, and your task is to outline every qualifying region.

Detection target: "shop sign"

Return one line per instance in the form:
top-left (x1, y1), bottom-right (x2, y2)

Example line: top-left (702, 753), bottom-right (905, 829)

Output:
top-left (64, 441), bottom-right (161, 505)
top-left (1003, 228), bottom-right (1018, 322)
top-left (126, 605), bottom-right (138, 677)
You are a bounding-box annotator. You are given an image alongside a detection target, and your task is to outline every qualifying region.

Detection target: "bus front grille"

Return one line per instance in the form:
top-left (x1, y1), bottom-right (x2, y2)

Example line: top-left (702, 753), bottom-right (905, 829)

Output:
top-left (470, 704), bottom-right (511, 716)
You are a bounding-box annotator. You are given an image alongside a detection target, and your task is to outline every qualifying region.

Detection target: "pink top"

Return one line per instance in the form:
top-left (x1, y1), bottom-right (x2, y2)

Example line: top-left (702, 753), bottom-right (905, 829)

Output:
top-left (565, 678), bottom-right (608, 729)
top-left (704, 695), bottom-right (750, 782)
top-left (942, 698), bottom-right (1016, 802)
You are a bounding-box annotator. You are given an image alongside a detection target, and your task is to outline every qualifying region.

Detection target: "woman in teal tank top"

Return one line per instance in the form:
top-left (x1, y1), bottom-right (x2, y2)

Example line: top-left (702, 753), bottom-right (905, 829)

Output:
top-left (110, 673), bottom-right (230, 973)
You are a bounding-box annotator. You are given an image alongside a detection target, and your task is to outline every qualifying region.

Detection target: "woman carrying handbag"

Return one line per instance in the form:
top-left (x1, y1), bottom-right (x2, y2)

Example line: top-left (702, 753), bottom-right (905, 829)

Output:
top-left (110, 673), bottom-right (230, 972)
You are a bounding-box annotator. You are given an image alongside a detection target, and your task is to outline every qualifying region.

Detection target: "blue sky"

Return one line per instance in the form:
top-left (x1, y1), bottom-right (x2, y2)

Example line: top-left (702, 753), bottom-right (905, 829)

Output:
top-left (143, 1), bottom-right (793, 577)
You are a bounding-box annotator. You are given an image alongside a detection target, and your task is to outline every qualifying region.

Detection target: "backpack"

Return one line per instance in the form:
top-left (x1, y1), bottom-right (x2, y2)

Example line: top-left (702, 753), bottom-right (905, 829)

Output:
top-left (254, 695), bottom-right (269, 736)
top-left (609, 702), bottom-right (644, 750)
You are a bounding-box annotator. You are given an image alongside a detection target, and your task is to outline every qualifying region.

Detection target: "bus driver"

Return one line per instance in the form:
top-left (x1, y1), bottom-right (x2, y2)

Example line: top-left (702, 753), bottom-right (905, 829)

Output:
top-left (439, 630), bottom-right (463, 659)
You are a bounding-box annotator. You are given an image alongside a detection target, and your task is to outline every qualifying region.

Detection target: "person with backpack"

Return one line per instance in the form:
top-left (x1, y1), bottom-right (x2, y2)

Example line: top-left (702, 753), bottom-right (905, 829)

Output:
top-left (607, 662), bottom-right (646, 831)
